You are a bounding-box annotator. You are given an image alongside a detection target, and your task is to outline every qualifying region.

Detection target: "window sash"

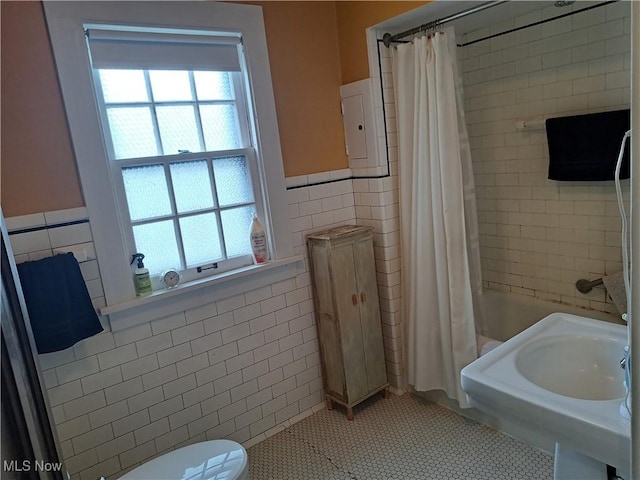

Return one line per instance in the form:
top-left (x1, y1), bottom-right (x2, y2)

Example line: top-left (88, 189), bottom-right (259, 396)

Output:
top-left (111, 148), bottom-right (264, 284)
top-left (93, 70), bottom-right (251, 161)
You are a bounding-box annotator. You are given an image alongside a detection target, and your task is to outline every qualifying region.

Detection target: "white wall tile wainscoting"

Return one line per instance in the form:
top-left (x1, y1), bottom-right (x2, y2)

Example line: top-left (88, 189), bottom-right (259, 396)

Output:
top-left (7, 174), bottom-right (357, 479)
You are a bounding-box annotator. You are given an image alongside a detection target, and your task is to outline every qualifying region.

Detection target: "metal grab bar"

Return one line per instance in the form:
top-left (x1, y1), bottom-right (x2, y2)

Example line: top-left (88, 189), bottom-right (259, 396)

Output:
top-left (575, 278), bottom-right (604, 294)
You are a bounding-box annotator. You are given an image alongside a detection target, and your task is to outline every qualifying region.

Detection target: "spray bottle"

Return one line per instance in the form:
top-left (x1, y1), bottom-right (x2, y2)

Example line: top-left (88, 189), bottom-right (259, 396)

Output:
top-left (249, 213), bottom-right (268, 264)
top-left (130, 253), bottom-right (152, 296)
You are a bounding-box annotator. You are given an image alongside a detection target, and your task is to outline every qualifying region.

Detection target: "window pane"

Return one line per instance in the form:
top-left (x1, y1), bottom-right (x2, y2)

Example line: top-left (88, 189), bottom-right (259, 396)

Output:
top-left (200, 104), bottom-right (241, 151)
top-left (122, 165), bottom-right (172, 220)
top-left (194, 71), bottom-right (234, 100)
top-left (132, 220), bottom-right (181, 275)
top-left (179, 213), bottom-right (222, 266)
top-left (107, 107), bottom-right (158, 159)
top-left (99, 70), bottom-right (149, 103)
top-left (220, 206), bottom-right (254, 258)
top-left (213, 156), bottom-right (254, 206)
top-left (149, 70), bottom-right (192, 102)
top-left (157, 106), bottom-right (201, 155)
top-left (170, 161), bottom-right (214, 213)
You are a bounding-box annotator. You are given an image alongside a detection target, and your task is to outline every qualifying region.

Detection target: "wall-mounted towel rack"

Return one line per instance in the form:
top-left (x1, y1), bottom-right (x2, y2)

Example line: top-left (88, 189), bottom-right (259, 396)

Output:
top-left (515, 118), bottom-right (547, 131)
top-left (575, 277), bottom-right (603, 294)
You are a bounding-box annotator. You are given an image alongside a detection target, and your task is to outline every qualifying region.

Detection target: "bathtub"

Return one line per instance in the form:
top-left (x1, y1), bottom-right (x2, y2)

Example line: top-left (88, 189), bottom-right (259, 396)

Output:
top-left (414, 288), bottom-right (623, 453)
top-left (480, 289), bottom-right (622, 341)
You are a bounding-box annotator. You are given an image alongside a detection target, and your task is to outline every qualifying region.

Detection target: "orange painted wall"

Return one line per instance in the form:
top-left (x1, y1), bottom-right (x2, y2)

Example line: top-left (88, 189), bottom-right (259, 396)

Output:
top-left (1, 1), bottom-right (84, 217)
top-left (0, 1), bottom-right (424, 217)
top-left (336, 1), bottom-right (427, 84)
top-left (244, 1), bottom-right (347, 177)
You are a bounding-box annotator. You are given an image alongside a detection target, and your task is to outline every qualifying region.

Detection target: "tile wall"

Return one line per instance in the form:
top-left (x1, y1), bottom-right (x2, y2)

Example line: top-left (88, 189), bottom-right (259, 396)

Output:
top-left (5, 177), bottom-right (362, 480)
top-left (459, 1), bottom-right (631, 314)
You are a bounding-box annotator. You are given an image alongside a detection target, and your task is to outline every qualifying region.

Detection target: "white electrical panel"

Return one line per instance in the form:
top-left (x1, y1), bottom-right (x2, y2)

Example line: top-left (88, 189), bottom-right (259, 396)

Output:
top-left (340, 78), bottom-right (380, 170)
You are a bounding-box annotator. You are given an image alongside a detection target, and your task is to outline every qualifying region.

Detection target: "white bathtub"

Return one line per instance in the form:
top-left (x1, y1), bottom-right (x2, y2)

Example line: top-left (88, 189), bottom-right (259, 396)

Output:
top-left (480, 289), bottom-right (622, 342)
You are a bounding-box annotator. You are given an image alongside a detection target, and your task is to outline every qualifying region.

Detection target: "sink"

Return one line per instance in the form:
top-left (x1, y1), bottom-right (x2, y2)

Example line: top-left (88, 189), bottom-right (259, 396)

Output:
top-left (515, 335), bottom-right (625, 400)
top-left (461, 313), bottom-right (630, 472)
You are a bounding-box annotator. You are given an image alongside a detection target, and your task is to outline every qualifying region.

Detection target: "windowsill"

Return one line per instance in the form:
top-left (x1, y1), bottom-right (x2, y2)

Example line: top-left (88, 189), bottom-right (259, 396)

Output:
top-left (101, 255), bottom-right (304, 331)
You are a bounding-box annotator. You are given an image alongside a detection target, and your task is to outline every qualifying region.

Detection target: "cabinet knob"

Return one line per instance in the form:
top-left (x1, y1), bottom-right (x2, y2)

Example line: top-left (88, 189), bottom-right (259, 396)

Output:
top-left (361, 292), bottom-right (367, 303)
top-left (352, 294), bottom-right (358, 305)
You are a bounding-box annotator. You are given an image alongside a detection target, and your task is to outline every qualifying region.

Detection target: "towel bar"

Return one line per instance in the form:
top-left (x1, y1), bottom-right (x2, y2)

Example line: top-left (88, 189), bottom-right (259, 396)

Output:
top-left (575, 278), bottom-right (603, 294)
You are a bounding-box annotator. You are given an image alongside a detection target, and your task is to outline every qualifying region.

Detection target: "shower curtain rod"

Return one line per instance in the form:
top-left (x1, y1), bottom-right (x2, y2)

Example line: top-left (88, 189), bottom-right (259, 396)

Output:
top-left (382, 0), bottom-right (507, 48)
top-left (382, 0), bottom-right (617, 48)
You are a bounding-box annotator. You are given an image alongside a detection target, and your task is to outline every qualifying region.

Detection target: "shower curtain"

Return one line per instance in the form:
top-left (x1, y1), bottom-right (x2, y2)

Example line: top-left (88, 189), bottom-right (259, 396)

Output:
top-left (392, 28), bottom-right (484, 408)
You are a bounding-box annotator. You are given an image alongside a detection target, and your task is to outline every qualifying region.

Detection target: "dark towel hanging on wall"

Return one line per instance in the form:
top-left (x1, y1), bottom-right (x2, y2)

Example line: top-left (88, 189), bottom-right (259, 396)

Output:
top-left (546, 109), bottom-right (630, 181)
top-left (17, 253), bottom-right (103, 353)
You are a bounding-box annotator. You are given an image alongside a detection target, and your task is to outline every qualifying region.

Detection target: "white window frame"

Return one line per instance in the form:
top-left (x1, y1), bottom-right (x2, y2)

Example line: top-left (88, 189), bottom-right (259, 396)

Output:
top-left (44, 2), bottom-right (293, 308)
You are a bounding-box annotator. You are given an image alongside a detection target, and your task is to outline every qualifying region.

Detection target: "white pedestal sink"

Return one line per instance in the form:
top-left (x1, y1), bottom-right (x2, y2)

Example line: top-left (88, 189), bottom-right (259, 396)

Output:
top-left (461, 313), bottom-right (630, 478)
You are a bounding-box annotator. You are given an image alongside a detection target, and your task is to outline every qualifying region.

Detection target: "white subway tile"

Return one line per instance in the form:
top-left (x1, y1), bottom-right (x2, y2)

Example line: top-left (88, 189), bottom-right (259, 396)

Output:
top-left (56, 356), bottom-right (100, 385)
top-left (201, 391), bottom-right (232, 416)
top-left (88, 400), bottom-right (129, 429)
top-left (183, 383), bottom-right (214, 407)
top-left (5, 213), bottom-right (46, 232)
top-left (142, 365), bottom-right (177, 390)
top-left (98, 344), bottom-right (137, 370)
top-left (9, 230), bottom-right (51, 255)
top-left (195, 362), bottom-right (227, 387)
top-left (190, 332), bottom-right (223, 356)
top-left (81, 366), bottom-right (122, 394)
top-left (151, 312), bottom-right (187, 335)
top-left (203, 312), bottom-right (235, 335)
top-left (113, 323), bottom-right (152, 347)
top-left (188, 411), bottom-right (220, 438)
top-left (149, 396), bottom-right (184, 422)
top-left (136, 332), bottom-right (173, 358)
top-left (118, 439), bottom-right (156, 470)
top-left (48, 223), bottom-right (93, 249)
top-left (57, 415), bottom-right (92, 442)
top-left (134, 418), bottom-right (170, 445)
top-left (169, 405), bottom-right (201, 430)
top-left (163, 374), bottom-right (196, 400)
top-left (121, 354), bottom-right (159, 381)
top-left (214, 371), bottom-right (243, 394)
top-left (71, 424), bottom-right (114, 454)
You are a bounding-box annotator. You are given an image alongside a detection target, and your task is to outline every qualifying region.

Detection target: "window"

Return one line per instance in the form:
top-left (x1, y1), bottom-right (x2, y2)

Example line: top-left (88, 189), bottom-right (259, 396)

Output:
top-left (44, 2), bottom-right (293, 308)
top-left (86, 28), bottom-right (261, 285)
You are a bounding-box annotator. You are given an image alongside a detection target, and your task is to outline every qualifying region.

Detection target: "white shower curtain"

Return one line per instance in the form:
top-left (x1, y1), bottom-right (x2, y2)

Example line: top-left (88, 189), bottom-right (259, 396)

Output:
top-left (392, 28), bottom-right (484, 408)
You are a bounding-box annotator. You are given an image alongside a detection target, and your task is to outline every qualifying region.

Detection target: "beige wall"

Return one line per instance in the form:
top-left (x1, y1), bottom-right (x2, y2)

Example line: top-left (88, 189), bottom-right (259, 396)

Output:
top-left (335, 1), bottom-right (426, 84)
top-left (1, 1), bottom-right (84, 217)
top-left (248, 1), bottom-right (347, 177)
top-left (0, 1), bottom-right (420, 217)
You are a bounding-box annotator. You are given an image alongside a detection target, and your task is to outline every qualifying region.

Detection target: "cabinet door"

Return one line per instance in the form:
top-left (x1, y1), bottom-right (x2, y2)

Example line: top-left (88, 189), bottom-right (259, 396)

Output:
top-left (310, 243), bottom-right (345, 398)
top-left (330, 243), bottom-right (369, 402)
top-left (353, 237), bottom-right (388, 391)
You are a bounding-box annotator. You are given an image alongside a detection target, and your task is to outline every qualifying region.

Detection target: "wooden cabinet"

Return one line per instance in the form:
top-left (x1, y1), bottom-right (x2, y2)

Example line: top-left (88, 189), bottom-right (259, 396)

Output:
top-left (307, 225), bottom-right (389, 420)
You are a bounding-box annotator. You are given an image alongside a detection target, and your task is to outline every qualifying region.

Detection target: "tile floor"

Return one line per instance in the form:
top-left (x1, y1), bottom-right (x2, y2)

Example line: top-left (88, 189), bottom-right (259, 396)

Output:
top-left (248, 393), bottom-right (554, 479)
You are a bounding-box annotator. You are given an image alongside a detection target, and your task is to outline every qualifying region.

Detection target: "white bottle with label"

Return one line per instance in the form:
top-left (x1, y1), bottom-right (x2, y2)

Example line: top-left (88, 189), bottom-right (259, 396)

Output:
top-left (130, 253), bottom-right (152, 296)
top-left (249, 213), bottom-right (268, 264)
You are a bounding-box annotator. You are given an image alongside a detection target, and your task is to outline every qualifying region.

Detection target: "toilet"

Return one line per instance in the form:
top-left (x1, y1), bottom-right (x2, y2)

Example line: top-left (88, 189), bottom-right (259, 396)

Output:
top-left (119, 439), bottom-right (249, 480)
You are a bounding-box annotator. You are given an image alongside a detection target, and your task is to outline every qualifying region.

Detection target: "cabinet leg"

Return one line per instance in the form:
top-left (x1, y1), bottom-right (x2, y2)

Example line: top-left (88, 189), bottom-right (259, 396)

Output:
top-left (347, 407), bottom-right (354, 421)
top-left (383, 387), bottom-right (390, 399)
top-left (326, 398), bottom-right (334, 410)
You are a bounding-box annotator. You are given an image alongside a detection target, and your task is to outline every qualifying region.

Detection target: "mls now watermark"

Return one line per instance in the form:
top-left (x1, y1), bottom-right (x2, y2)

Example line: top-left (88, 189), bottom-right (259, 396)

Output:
top-left (3, 460), bottom-right (64, 472)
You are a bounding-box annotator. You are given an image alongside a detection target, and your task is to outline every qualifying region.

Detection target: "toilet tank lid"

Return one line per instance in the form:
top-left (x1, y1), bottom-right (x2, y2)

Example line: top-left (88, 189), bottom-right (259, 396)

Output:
top-left (118, 439), bottom-right (247, 480)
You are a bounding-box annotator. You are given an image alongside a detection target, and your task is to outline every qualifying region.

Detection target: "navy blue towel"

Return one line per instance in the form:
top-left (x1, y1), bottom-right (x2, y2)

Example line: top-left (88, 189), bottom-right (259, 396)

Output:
top-left (546, 109), bottom-right (630, 181)
top-left (17, 253), bottom-right (103, 353)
